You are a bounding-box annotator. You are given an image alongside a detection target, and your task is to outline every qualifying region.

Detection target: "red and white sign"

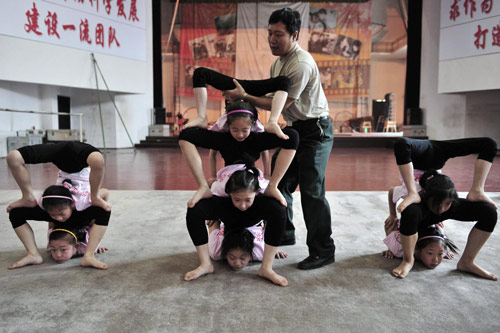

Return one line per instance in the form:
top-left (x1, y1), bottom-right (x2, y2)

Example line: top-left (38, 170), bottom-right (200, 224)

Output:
top-left (0, 0), bottom-right (146, 61)
top-left (440, 0), bottom-right (500, 60)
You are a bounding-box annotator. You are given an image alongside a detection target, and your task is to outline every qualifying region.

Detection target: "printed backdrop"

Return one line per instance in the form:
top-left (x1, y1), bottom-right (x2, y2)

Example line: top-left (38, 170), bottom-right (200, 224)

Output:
top-left (171, 2), bottom-right (372, 118)
top-left (177, 3), bottom-right (237, 100)
top-left (307, 2), bottom-right (372, 99)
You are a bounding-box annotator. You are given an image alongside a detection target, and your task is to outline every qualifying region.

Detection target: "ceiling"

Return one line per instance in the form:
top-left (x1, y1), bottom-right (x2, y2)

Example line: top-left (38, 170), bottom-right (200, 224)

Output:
top-left (371, 0), bottom-right (407, 58)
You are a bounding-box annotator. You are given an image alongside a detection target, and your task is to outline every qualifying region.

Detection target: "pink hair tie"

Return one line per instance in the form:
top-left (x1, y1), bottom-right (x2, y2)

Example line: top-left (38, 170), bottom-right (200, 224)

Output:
top-left (418, 235), bottom-right (444, 242)
top-left (226, 109), bottom-right (254, 116)
top-left (42, 195), bottom-right (73, 201)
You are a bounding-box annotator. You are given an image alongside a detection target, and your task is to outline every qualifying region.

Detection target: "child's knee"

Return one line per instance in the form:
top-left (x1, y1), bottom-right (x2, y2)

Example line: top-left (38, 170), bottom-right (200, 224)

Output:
top-left (6, 150), bottom-right (24, 167)
top-left (87, 152), bottom-right (105, 168)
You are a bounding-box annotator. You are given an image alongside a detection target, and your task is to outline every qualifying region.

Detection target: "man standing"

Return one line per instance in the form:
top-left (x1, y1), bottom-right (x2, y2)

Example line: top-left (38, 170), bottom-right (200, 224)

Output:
top-left (225, 8), bottom-right (335, 270)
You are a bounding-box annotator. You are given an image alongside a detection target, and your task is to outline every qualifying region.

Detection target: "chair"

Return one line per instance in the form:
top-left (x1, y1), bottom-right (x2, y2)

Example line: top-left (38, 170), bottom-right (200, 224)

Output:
top-left (361, 121), bottom-right (372, 133)
top-left (383, 120), bottom-right (397, 132)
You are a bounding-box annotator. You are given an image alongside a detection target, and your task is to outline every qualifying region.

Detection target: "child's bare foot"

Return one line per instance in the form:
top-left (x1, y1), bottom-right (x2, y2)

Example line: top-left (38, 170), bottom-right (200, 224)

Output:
top-left (7, 197), bottom-right (37, 213)
top-left (258, 267), bottom-right (288, 286)
top-left (96, 246), bottom-right (109, 254)
top-left (184, 263), bottom-right (214, 281)
top-left (457, 259), bottom-right (498, 280)
top-left (263, 186), bottom-right (287, 207)
top-left (466, 190), bottom-right (498, 209)
top-left (382, 250), bottom-right (395, 259)
top-left (92, 196), bottom-right (112, 212)
top-left (265, 122), bottom-right (288, 140)
top-left (184, 117), bottom-right (208, 129)
top-left (397, 192), bottom-right (421, 213)
top-left (81, 255), bottom-right (108, 270)
top-left (187, 186), bottom-right (213, 208)
top-left (8, 253), bottom-right (43, 269)
top-left (392, 260), bottom-right (414, 279)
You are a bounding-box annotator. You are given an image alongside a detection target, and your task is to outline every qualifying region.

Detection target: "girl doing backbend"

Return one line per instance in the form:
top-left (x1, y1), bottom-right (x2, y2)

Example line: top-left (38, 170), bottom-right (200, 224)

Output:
top-left (179, 100), bottom-right (299, 208)
top-left (8, 184), bottom-right (111, 270)
top-left (184, 67), bottom-right (291, 140)
top-left (390, 137), bottom-right (498, 279)
top-left (185, 166), bottom-right (289, 286)
top-left (6, 141), bottom-right (111, 213)
top-left (392, 169), bottom-right (497, 280)
top-left (393, 137), bottom-right (497, 213)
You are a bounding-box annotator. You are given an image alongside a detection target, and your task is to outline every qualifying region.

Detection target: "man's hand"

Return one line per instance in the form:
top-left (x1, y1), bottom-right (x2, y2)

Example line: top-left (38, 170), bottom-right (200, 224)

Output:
top-left (222, 79), bottom-right (246, 103)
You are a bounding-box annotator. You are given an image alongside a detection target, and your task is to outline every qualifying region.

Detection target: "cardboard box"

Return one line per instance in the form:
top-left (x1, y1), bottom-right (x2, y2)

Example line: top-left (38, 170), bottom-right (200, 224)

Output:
top-left (403, 125), bottom-right (426, 137)
top-left (149, 125), bottom-right (170, 137)
top-left (17, 129), bottom-right (46, 137)
top-left (46, 129), bottom-right (85, 141)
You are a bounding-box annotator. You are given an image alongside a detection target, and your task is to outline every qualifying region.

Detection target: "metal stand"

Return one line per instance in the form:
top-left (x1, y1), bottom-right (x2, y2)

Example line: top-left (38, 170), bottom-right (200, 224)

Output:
top-left (91, 53), bottom-right (136, 153)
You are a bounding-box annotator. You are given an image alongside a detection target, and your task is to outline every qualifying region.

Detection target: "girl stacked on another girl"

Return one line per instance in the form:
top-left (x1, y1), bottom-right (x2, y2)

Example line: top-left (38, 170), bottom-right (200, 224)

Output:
top-left (45, 178), bottom-right (109, 265)
top-left (383, 173), bottom-right (459, 266)
top-left (178, 99), bottom-right (299, 208)
top-left (7, 141), bottom-right (111, 213)
top-left (389, 137), bottom-right (498, 279)
top-left (206, 155), bottom-right (288, 271)
top-left (185, 166), bottom-right (289, 286)
top-left (383, 196), bottom-right (459, 270)
top-left (184, 67), bottom-right (292, 140)
top-left (185, 66), bottom-right (293, 193)
top-left (9, 183), bottom-right (111, 270)
top-left (6, 142), bottom-right (111, 270)
top-left (392, 137), bottom-right (497, 214)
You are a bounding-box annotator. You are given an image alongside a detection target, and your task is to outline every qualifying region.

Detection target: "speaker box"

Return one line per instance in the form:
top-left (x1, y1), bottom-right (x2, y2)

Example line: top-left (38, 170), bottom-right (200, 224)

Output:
top-left (372, 100), bottom-right (388, 132)
top-left (406, 107), bottom-right (422, 125)
top-left (154, 107), bottom-right (166, 124)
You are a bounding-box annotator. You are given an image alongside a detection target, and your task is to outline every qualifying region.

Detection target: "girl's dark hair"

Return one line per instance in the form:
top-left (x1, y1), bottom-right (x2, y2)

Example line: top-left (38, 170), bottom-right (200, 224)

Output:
top-left (269, 8), bottom-right (302, 39)
top-left (41, 185), bottom-right (73, 210)
top-left (221, 228), bottom-right (255, 260)
top-left (416, 226), bottom-right (459, 255)
top-left (48, 229), bottom-right (84, 246)
top-left (225, 100), bottom-right (258, 126)
top-left (419, 169), bottom-right (459, 213)
top-left (225, 165), bottom-right (261, 194)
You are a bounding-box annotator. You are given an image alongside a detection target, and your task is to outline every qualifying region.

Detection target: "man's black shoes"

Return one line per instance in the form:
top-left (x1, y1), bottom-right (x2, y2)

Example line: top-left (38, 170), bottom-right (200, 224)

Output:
top-left (297, 254), bottom-right (335, 270)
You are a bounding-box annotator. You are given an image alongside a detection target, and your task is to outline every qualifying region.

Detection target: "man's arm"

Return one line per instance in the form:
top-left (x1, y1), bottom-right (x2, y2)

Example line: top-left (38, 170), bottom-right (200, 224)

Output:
top-left (223, 79), bottom-right (295, 112)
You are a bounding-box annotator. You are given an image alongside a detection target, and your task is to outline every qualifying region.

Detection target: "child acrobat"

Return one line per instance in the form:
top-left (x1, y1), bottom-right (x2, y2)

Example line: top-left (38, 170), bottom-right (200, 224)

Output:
top-left (205, 155), bottom-right (286, 271)
top-left (178, 100), bottom-right (299, 208)
top-left (393, 137), bottom-right (498, 213)
top-left (391, 169), bottom-right (497, 280)
top-left (184, 67), bottom-right (292, 140)
top-left (208, 220), bottom-right (287, 271)
top-left (8, 184), bottom-right (111, 270)
top-left (6, 141), bottom-right (111, 213)
top-left (185, 166), bottom-right (288, 286)
top-left (48, 227), bottom-right (108, 264)
top-left (207, 99), bottom-right (271, 185)
top-left (383, 187), bottom-right (459, 270)
top-left (384, 181), bottom-right (457, 261)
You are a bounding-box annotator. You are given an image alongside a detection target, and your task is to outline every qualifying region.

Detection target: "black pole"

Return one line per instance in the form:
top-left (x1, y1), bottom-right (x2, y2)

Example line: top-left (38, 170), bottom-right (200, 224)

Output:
top-left (403, 0), bottom-right (423, 125)
top-left (152, 0), bottom-right (166, 124)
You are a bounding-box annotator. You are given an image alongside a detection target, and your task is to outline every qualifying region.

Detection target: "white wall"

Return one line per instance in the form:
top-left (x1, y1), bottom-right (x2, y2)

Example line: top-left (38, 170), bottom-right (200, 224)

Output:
top-left (421, 0), bottom-right (499, 142)
top-left (464, 90), bottom-right (500, 144)
top-left (0, 2), bottom-right (153, 157)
